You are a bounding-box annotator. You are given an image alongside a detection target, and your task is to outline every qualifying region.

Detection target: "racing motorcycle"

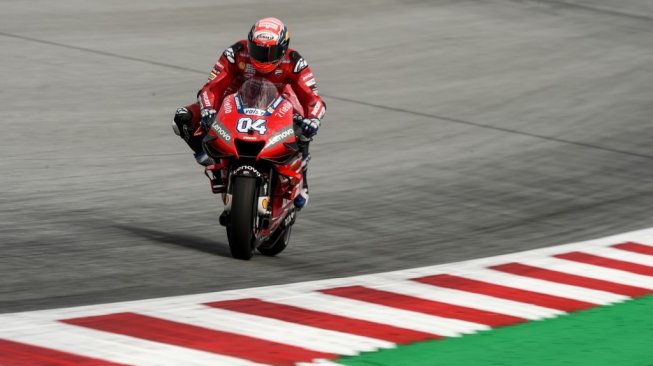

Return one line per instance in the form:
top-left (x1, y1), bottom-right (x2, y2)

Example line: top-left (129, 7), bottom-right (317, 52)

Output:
top-left (198, 78), bottom-right (305, 260)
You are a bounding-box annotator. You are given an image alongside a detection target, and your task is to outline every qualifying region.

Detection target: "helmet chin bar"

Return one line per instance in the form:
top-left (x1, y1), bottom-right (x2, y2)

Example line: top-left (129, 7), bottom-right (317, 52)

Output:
top-left (252, 60), bottom-right (278, 74)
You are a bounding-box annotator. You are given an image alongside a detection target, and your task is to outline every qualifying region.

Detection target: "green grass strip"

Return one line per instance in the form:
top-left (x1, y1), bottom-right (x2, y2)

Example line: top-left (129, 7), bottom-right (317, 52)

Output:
top-left (337, 295), bottom-right (653, 366)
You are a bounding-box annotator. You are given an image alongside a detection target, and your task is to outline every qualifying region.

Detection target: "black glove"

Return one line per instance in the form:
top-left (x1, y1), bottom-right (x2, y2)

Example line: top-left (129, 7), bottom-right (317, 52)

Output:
top-left (300, 118), bottom-right (321, 138)
top-left (293, 113), bottom-right (304, 125)
top-left (200, 108), bottom-right (217, 131)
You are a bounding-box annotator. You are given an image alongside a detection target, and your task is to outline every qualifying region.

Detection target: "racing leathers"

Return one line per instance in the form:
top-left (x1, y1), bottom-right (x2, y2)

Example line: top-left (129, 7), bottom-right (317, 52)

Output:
top-left (173, 40), bottom-right (325, 207)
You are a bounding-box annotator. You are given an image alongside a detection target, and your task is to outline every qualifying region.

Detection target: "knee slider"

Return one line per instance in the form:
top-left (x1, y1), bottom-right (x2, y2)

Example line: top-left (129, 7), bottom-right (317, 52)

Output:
top-left (173, 107), bottom-right (194, 138)
top-left (174, 107), bottom-right (193, 124)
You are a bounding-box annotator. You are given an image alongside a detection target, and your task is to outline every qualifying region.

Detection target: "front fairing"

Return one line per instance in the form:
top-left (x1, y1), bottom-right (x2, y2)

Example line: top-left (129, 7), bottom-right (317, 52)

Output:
top-left (204, 94), bottom-right (297, 161)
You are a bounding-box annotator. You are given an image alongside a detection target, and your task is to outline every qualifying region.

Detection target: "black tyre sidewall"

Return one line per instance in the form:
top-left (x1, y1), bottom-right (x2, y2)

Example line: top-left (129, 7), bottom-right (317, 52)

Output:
top-left (257, 225), bottom-right (291, 257)
top-left (229, 176), bottom-right (258, 260)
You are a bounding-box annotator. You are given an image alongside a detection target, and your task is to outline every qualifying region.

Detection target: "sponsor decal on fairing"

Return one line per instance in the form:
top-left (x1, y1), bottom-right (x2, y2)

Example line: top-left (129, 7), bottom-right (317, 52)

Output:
top-left (236, 117), bottom-right (268, 135)
top-left (274, 101), bottom-right (292, 118)
top-left (242, 108), bottom-right (267, 116)
top-left (233, 165), bottom-right (262, 177)
top-left (211, 120), bottom-right (232, 142)
top-left (270, 97), bottom-right (283, 110)
top-left (223, 98), bottom-right (233, 114)
top-left (266, 127), bottom-right (294, 148)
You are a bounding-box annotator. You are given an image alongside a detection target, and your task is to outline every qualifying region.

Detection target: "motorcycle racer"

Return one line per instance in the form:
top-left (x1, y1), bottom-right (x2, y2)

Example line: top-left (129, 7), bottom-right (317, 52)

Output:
top-left (173, 17), bottom-right (325, 209)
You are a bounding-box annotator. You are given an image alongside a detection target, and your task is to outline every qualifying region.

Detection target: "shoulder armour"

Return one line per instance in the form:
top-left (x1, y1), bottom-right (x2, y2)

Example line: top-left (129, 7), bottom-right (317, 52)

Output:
top-left (290, 51), bottom-right (308, 73)
top-left (223, 41), bottom-right (244, 64)
top-left (290, 50), bottom-right (302, 61)
top-left (232, 41), bottom-right (244, 52)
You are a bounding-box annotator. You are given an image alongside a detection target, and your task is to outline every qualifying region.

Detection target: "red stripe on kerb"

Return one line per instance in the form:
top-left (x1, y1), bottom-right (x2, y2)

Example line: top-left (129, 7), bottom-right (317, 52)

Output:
top-left (318, 286), bottom-right (525, 327)
top-left (555, 252), bottom-right (653, 276)
top-left (613, 242), bottom-right (653, 256)
top-left (61, 312), bottom-right (334, 366)
top-left (412, 274), bottom-right (596, 312)
top-left (205, 298), bottom-right (440, 343)
top-left (0, 338), bottom-right (127, 366)
top-left (491, 262), bottom-right (652, 297)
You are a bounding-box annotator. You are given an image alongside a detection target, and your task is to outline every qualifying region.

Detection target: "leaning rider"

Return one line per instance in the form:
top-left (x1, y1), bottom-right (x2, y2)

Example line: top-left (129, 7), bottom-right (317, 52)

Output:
top-left (172, 17), bottom-right (325, 209)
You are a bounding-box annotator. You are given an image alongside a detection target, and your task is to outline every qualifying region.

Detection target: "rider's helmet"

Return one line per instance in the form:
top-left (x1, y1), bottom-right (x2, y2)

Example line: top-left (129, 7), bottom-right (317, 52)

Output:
top-left (247, 17), bottom-right (290, 74)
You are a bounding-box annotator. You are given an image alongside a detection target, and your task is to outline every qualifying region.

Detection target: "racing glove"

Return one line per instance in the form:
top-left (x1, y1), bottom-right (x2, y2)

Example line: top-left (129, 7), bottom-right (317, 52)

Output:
top-left (200, 108), bottom-right (217, 131)
top-left (300, 118), bottom-right (321, 138)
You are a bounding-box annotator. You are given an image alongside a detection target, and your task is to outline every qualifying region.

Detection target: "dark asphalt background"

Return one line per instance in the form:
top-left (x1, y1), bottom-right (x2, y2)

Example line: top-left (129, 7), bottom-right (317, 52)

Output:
top-left (1, 0), bottom-right (652, 313)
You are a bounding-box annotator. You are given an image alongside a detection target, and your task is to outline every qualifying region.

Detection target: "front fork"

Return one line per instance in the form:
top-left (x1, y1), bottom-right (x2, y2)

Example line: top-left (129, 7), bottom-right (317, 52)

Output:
top-left (256, 174), bottom-right (273, 230)
top-left (216, 164), bottom-right (273, 230)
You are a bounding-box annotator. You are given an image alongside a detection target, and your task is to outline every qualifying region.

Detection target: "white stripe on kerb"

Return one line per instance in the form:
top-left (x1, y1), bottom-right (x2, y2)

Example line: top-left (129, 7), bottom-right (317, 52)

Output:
top-left (579, 246), bottom-right (653, 266)
top-left (517, 257), bottom-right (653, 289)
top-left (273, 292), bottom-right (489, 337)
top-left (356, 278), bottom-right (563, 320)
top-left (140, 305), bottom-right (393, 356)
top-left (297, 360), bottom-right (345, 366)
top-left (1, 227), bottom-right (653, 366)
top-left (0, 320), bottom-right (266, 366)
top-left (444, 268), bottom-right (628, 305)
top-left (297, 360), bottom-right (344, 366)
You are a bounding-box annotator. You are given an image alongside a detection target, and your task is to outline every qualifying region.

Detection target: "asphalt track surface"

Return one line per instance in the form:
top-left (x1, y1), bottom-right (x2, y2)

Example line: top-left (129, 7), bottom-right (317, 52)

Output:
top-left (1, 0), bottom-right (653, 314)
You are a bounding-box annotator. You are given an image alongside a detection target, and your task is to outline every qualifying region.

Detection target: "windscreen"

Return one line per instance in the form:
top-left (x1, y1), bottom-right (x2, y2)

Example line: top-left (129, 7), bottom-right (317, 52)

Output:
top-left (238, 78), bottom-right (279, 110)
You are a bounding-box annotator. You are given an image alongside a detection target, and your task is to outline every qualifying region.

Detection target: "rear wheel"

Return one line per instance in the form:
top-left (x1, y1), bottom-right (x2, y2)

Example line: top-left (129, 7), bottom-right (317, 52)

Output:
top-left (228, 176), bottom-right (258, 260)
top-left (257, 225), bottom-right (292, 257)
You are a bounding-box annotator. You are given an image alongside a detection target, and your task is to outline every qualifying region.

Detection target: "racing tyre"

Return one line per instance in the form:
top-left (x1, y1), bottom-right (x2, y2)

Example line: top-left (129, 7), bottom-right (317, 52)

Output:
top-left (257, 225), bottom-right (292, 257)
top-left (228, 176), bottom-right (258, 260)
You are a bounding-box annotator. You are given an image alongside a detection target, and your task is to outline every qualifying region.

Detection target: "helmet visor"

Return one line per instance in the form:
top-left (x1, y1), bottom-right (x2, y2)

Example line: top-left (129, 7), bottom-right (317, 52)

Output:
top-left (248, 40), bottom-right (284, 63)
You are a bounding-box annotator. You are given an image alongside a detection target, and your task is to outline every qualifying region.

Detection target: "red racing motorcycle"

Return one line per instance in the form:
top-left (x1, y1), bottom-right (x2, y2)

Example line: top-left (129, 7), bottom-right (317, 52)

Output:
top-left (199, 78), bottom-right (305, 260)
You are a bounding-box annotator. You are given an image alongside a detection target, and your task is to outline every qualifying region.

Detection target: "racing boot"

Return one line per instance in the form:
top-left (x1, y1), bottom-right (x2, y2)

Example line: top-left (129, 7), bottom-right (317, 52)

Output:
top-left (193, 151), bottom-right (214, 166)
top-left (293, 142), bottom-right (311, 209)
top-left (173, 107), bottom-right (214, 166)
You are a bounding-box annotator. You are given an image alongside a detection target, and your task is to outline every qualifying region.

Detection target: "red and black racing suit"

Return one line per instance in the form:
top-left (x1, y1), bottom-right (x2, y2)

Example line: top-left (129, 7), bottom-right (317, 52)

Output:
top-left (176, 40), bottom-right (325, 151)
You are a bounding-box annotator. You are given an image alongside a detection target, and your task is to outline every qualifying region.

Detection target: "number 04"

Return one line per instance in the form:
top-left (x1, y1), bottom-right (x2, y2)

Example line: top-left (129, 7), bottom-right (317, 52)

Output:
top-left (236, 117), bottom-right (267, 135)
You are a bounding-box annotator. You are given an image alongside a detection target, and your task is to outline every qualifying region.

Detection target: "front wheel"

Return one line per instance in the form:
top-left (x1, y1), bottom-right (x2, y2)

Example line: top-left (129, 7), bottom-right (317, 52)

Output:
top-left (228, 176), bottom-right (258, 260)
